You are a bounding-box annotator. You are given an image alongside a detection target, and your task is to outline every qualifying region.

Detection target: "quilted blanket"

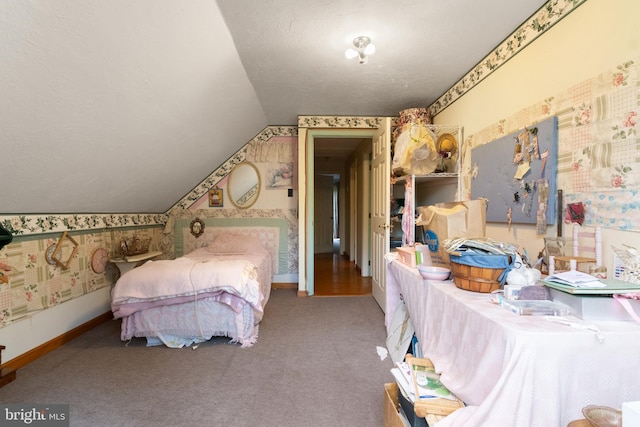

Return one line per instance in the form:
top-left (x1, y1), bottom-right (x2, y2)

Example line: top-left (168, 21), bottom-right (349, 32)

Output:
top-left (111, 250), bottom-right (262, 319)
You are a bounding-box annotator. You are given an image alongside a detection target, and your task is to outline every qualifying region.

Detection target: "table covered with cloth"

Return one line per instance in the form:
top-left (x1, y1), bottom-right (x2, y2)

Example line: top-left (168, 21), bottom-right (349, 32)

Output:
top-left (385, 256), bottom-right (640, 427)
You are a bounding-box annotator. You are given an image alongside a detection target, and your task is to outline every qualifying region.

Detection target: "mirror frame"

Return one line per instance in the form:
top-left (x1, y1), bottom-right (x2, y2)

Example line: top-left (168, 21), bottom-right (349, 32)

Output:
top-left (190, 217), bottom-right (205, 238)
top-left (46, 231), bottom-right (79, 269)
top-left (228, 161), bottom-right (261, 209)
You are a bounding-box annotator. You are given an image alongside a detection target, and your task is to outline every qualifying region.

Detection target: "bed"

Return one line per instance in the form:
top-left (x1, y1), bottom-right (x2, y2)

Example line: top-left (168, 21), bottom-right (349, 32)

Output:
top-left (111, 231), bottom-right (273, 348)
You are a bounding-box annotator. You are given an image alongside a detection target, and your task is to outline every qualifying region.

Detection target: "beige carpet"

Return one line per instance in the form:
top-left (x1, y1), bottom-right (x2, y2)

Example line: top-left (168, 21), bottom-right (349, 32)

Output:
top-left (0, 289), bottom-right (394, 427)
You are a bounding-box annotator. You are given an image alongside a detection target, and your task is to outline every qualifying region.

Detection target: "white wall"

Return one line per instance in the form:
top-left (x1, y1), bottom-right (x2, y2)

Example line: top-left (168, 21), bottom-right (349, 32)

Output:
top-left (434, 0), bottom-right (640, 272)
top-left (0, 287), bottom-right (111, 363)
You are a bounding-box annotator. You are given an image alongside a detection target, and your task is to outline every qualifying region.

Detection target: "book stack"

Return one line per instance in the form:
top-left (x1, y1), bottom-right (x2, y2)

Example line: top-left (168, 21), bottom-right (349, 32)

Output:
top-left (542, 271), bottom-right (640, 294)
top-left (389, 354), bottom-right (464, 426)
top-left (544, 270), bottom-right (605, 289)
top-left (390, 360), bottom-right (457, 404)
top-left (541, 271), bottom-right (640, 321)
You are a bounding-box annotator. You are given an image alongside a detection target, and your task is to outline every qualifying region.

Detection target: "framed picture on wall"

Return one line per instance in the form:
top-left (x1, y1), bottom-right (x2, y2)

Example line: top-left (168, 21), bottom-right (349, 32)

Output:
top-left (265, 162), bottom-right (294, 189)
top-left (209, 188), bottom-right (223, 207)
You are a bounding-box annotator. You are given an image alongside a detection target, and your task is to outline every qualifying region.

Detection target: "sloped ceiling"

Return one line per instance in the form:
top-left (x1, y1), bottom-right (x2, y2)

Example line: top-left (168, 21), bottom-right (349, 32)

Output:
top-left (0, 0), bottom-right (546, 215)
top-left (1, 0), bottom-right (267, 214)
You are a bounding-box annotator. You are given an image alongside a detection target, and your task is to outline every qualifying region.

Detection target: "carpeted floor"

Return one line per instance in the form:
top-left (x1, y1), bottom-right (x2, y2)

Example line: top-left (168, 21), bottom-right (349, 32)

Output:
top-left (0, 289), bottom-right (395, 427)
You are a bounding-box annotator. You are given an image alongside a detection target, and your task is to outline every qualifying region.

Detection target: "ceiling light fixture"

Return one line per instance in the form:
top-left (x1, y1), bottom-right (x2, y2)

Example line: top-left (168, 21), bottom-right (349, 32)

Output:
top-left (345, 36), bottom-right (375, 64)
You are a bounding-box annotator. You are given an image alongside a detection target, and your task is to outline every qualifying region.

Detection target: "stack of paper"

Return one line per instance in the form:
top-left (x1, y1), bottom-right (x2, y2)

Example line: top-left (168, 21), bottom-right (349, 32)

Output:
top-left (391, 362), bottom-right (418, 402)
top-left (545, 270), bottom-right (605, 288)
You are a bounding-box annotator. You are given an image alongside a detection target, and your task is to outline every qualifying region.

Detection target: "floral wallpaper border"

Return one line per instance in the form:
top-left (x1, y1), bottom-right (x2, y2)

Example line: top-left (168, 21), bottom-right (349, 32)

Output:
top-left (428, 0), bottom-right (586, 117)
top-left (169, 126), bottom-right (298, 212)
top-left (298, 115), bottom-right (383, 128)
top-left (174, 116), bottom-right (387, 214)
top-left (0, 213), bottom-right (167, 237)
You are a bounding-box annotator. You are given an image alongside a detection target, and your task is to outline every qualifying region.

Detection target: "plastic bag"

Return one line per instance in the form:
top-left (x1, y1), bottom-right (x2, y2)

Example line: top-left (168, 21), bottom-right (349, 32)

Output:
top-left (392, 124), bottom-right (438, 175)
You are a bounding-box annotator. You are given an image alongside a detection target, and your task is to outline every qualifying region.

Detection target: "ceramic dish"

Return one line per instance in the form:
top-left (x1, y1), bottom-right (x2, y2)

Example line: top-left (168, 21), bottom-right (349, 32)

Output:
top-left (417, 265), bottom-right (451, 281)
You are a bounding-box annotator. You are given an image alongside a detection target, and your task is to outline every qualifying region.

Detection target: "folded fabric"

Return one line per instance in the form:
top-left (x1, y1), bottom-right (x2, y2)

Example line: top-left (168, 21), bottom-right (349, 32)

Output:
top-left (614, 293), bottom-right (640, 323)
top-left (565, 202), bottom-right (585, 225)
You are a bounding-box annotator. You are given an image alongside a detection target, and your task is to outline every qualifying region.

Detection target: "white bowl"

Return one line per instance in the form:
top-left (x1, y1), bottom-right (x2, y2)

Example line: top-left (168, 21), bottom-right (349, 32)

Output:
top-left (417, 265), bottom-right (451, 281)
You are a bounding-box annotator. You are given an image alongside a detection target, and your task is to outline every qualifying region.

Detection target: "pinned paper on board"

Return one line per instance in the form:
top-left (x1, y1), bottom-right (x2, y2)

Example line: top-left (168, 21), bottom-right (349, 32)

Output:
top-left (471, 116), bottom-right (558, 224)
top-left (514, 162), bottom-right (531, 180)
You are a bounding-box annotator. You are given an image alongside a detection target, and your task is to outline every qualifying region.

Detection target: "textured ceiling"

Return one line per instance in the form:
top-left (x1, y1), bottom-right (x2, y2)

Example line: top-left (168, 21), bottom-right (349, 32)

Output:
top-left (217, 0), bottom-right (548, 125)
top-left (1, 0), bottom-right (546, 214)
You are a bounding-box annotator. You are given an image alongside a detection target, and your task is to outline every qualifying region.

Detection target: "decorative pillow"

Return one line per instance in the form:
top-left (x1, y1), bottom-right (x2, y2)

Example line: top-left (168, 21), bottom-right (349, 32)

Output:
top-left (207, 232), bottom-right (264, 254)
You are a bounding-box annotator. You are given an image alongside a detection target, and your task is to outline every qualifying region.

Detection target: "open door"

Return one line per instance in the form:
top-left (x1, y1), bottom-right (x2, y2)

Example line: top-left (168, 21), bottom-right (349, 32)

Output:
top-left (371, 117), bottom-right (391, 312)
top-left (298, 124), bottom-right (387, 297)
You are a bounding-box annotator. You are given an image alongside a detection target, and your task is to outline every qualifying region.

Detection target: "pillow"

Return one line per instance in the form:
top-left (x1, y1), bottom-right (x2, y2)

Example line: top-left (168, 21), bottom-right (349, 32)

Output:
top-left (207, 232), bottom-right (265, 254)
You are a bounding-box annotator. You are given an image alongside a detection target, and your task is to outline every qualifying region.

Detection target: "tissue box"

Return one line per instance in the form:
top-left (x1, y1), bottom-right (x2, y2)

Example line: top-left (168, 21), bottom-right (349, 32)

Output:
top-left (396, 246), bottom-right (417, 267)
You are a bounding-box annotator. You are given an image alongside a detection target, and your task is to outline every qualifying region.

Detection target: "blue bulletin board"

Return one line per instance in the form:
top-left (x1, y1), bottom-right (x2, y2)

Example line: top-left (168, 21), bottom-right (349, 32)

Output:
top-left (470, 116), bottom-right (558, 225)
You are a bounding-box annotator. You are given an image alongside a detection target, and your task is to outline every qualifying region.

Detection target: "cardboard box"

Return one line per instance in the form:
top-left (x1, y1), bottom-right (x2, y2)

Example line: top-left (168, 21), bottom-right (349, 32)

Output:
top-left (432, 199), bottom-right (487, 238)
top-left (384, 382), bottom-right (429, 427)
top-left (384, 383), bottom-right (407, 427)
top-left (549, 288), bottom-right (640, 321)
top-left (384, 381), bottom-right (458, 427)
top-left (416, 199), bottom-right (487, 268)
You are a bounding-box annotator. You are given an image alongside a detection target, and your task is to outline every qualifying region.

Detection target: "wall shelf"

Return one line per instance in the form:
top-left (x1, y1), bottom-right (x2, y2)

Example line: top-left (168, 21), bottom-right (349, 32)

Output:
top-left (110, 250), bottom-right (163, 276)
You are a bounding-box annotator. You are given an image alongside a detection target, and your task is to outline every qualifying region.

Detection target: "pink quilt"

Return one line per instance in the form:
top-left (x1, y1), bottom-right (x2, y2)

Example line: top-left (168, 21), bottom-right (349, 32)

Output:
top-left (111, 250), bottom-right (262, 318)
top-left (111, 243), bottom-right (272, 347)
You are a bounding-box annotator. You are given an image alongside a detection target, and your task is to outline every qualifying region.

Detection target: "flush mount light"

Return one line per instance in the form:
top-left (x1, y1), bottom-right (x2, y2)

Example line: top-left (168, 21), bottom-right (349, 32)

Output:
top-left (345, 36), bottom-right (375, 64)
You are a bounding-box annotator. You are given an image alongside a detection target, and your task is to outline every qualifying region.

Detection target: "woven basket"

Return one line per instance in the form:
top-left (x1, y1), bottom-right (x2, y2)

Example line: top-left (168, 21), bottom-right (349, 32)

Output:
top-left (119, 237), bottom-right (151, 257)
top-left (449, 253), bottom-right (511, 293)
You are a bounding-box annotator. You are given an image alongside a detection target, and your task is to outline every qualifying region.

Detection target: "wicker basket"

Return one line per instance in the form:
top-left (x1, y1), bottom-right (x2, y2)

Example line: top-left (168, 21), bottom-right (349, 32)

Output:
top-left (119, 237), bottom-right (151, 257)
top-left (449, 253), bottom-right (511, 293)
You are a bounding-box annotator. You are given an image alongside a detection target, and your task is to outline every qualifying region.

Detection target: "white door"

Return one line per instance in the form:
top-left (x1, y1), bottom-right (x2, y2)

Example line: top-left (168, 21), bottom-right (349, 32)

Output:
top-left (371, 118), bottom-right (391, 312)
top-left (314, 174), bottom-right (335, 253)
top-left (349, 163), bottom-right (357, 262)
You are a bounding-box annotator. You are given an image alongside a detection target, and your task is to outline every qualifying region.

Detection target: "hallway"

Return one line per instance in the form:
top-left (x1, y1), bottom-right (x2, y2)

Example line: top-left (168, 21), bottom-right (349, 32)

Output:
top-left (313, 239), bottom-right (372, 296)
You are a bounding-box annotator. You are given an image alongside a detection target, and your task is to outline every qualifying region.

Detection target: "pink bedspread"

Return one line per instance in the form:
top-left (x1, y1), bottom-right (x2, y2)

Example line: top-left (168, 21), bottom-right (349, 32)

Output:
top-left (112, 235), bottom-right (273, 348)
top-left (111, 247), bottom-right (265, 319)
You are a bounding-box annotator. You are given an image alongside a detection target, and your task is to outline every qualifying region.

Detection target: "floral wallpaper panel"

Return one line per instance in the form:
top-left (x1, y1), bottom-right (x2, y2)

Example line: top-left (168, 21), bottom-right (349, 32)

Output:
top-left (0, 227), bottom-right (164, 328)
top-left (465, 58), bottom-right (640, 232)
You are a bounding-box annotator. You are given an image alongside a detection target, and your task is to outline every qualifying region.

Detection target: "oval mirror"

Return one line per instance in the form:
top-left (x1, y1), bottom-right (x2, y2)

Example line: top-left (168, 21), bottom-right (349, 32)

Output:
top-left (228, 161), bottom-right (261, 209)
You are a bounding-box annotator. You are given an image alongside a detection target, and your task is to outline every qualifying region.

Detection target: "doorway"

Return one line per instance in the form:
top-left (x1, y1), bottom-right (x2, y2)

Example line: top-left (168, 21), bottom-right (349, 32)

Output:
top-left (309, 135), bottom-right (371, 296)
top-left (298, 127), bottom-right (380, 296)
top-left (313, 171), bottom-right (372, 296)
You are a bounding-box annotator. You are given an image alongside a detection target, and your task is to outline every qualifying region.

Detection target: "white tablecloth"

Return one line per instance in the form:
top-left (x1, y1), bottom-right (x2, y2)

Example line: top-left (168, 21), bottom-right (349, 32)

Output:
top-left (386, 257), bottom-right (640, 427)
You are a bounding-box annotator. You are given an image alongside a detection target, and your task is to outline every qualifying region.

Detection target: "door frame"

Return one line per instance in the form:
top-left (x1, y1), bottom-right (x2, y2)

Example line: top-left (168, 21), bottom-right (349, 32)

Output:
top-left (298, 127), bottom-right (379, 296)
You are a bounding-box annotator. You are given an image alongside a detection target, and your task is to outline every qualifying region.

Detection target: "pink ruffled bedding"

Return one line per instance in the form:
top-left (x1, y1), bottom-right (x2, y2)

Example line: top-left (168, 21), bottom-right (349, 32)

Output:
top-left (111, 239), bottom-right (272, 347)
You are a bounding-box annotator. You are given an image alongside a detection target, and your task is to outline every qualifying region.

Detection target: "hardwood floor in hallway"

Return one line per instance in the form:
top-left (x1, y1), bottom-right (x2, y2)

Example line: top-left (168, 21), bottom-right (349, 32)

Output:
top-left (314, 240), bottom-right (372, 296)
